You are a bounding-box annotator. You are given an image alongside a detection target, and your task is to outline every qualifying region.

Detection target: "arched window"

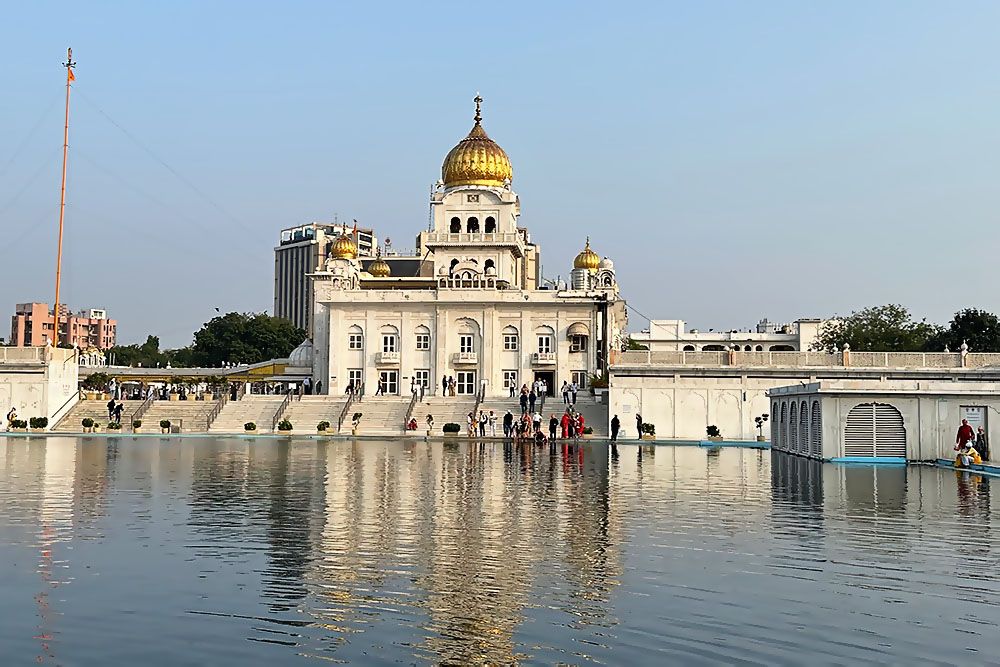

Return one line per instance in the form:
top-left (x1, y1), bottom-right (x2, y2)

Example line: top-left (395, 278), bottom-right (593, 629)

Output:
top-left (467, 216), bottom-right (479, 233)
top-left (449, 259), bottom-right (459, 275)
top-left (502, 325), bottom-right (518, 351)
top-left (789, 402), bottom-right (799, 453)
top-left (702, 344), bottom-right (726, 352)
top-left (770, 344), bottom-right (795, 352)
top-left (799, 401), bottom-right (808, 457)
top-left (780, 402), bottom-right (788, 451)
top-left (484, 259), bottom-right (495, 271)
top-left (845, 403), bottom-right (906, 458)
top-left (772, 402), bottom-right (780, 446)
top-left (450, 217), bottom-right (461, 233)
top-left (682, 345), bottom-right (696, 352)
top-left (484, 216), bottom-right (496, 233)
top-left (744, 345), bottom-right (752, 351)
top-left (755, 345), bottom-right (763, 352)
top-left (415, 325), bottom-right (431, 351)
top-left (462, 271), bottom-right (472, 279)
top-left (810, 401), bottom-right (822, 457)
top-left (379, 325), bottom-right (399, 353)
top-left (347, 325), bottom-right (364, 351)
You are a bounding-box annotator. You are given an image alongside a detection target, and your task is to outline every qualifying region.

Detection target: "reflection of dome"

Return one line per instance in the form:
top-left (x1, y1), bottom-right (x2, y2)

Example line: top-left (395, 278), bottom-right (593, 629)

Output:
top-left (573, 237), bottom-right (600, 271)
top-left (368, 254), bottom-right (391, 277)
top-left (288, 338), bottom-right (314, 366)
top-left (599, 256), bottom-right (614, 270)
top-left (330, 233), bottom-right (357, 259)
top-left (441, 95), bottom-right (513, 188)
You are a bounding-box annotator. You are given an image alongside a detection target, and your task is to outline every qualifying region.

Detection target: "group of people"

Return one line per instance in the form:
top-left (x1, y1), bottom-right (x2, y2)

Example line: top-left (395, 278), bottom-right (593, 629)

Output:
top-left (955, 418), bottom-right (989, 468)
top-left (106, 398), bottom-right (126, 425)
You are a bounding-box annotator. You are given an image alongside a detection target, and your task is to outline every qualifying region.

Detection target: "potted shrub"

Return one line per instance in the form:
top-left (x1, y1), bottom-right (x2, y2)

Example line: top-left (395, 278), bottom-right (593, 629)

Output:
top-left (244, 422), bottom-right (257, 432)
top-left (10, 419), bottom-right (27, 432)
top-left (317, 420), bottom-right (330, 434)
top-left (582, 426), bottom-right (594, 438)
top-left (277, 419), bottom-right (293, 433)
top-left (706, 425), bottom-right (723, 442)
top-left (29, 417), bottom-right (49, 431)
top-left (92, 422), bottom-right (102, 433)
top-left (442, 422), bottom-right (461, 436)
top-left (81, 372), bottom-right (111, 401)
top-left (132, 419), bottom-right (142, 433)
top-left (108, 422), bottom-right (122, 431)
top-left (351, 412), bottom-right (362, 436)
top-left (160, 419), bottom-right (171, 434)
top-left (82, 417), bottom-right (95, 433)
top-left (641, 423), bottom-right (656, 441)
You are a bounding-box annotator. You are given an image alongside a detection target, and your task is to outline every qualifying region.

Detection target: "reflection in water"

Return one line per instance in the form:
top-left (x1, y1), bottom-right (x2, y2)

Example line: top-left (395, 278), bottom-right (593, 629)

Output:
top-left (0, 438), bottom-right (998, 665)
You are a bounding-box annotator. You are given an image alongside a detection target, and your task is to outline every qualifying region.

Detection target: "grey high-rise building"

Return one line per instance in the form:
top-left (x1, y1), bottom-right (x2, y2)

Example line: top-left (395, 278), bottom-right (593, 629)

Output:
top-left (273, 222), bottom-right (377, 335)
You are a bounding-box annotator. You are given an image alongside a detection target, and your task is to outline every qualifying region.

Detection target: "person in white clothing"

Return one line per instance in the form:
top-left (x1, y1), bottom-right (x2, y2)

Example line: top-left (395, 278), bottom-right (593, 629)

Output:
top-left (488, 411), bottom-right (497, 437)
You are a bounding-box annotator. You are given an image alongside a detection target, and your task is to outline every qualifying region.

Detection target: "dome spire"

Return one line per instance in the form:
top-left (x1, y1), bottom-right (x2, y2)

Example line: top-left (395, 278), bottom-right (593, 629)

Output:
top-left (474, 93), bottom-right (483, 124)
top-left (441, 94), bottom-right (513, 188)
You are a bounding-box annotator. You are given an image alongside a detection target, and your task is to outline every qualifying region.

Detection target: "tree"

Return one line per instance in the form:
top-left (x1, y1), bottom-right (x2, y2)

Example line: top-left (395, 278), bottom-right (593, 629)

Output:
top-left (108, 335), bottom-right (167, 367)
top-left (812, 304), bottom-right (942, 352)
top-left (187, 312), bottom-right (305, 367)
top-left (931, 308), bottom-right (1000, 352)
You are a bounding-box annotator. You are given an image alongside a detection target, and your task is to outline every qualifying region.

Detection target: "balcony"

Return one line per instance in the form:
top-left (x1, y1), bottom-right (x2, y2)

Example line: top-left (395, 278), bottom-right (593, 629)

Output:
top-left (452, 352), bottom-right (478, 365)
top-left (423, 232), bottom-right (524, 257)
top-left (375, 351), bottom-right (400, 365)
top-left (532, 352), bottom-right (557, 365)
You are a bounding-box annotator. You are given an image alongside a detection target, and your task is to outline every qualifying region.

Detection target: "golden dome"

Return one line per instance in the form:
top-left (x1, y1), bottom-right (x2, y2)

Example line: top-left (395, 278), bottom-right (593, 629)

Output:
top-left (367, 252), bottom-right (391, 277)
top-left (574, 237), bottom-right (600, 271)
top-left (330, 232), bottom-right (357, 260)
top-left (441, 95), bottom-right (513, 188)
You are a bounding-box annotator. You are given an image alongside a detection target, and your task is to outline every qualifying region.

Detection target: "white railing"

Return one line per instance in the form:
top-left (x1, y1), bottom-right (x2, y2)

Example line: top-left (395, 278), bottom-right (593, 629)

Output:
top-left (532, 352), bottom-right (557, 365)
top-left (375, 351), bottom-right (400, 364)
top-left (614, 350), bottom-right (1000, 370)
top-left (423, 232), bottom-right (521, 245)
top-left (452, 352), bottom-right (478, 365)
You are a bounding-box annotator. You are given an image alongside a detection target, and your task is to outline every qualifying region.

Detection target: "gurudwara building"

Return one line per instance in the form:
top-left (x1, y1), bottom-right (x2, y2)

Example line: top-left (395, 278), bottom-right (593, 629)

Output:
top-left (309, 97), bottom-right (626, 397)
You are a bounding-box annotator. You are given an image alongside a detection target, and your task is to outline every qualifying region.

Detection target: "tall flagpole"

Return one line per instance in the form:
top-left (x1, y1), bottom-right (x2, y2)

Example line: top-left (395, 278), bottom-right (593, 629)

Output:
top-left (52, 48), bottom-right (75, 346)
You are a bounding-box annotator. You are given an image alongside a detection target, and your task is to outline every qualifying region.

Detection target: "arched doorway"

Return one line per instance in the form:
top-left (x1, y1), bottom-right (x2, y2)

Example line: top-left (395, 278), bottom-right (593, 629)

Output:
top-left (844, 403), bottom-right (906, 458)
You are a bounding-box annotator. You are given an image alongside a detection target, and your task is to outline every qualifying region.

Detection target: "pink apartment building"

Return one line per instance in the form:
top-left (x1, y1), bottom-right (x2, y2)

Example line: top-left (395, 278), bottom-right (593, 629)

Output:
top-left (10, 302), bottom-right (117, 349)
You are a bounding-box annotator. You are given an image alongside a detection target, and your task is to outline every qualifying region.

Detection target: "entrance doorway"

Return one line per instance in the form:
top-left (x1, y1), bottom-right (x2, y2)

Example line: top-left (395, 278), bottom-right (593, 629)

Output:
top-left (378, 370), bottom-right (399, 395)
top-left (456, 371), bottom-right (477, 395)
top-left (534, 371), bottom-right (555, 396)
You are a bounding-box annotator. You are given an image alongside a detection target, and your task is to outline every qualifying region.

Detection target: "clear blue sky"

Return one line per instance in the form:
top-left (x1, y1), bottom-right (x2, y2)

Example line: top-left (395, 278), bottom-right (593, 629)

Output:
top-left (2, 1), bottom-right (999, 346)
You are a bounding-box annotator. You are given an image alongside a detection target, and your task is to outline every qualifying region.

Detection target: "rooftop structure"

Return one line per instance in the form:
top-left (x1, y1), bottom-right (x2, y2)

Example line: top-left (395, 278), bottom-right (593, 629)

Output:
top-left (10, 302), bottom-right (117, 350)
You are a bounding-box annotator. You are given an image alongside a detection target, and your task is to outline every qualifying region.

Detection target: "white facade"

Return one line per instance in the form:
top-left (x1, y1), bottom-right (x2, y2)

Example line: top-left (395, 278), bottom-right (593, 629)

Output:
top-left (0, 346), bottom-right (79, 426)
top-left (310, 101), bottom-right (626, 397)
top-left (632, 318), bottom-right (823, 352)
top-left (769, 380), bottom-right (1000, 462)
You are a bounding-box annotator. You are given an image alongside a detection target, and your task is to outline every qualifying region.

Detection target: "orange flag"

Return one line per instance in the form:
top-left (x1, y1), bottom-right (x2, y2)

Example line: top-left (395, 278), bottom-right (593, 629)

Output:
top-left (67, 68), bottom-right (75, 82)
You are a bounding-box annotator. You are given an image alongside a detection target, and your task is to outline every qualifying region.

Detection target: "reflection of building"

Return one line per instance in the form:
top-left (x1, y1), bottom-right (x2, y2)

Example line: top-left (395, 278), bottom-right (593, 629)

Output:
top-left (311, 97), bottom-right (627, 397)
top-left (274, 223), bottom-right (378, 334)
top-left (10, 302), bottom-right (117, 349)
top-left (631, 318), bottom-right (823, 352)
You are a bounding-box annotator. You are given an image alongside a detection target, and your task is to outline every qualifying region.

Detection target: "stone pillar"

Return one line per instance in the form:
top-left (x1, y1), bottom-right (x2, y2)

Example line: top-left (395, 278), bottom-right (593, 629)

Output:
top-left (842, 343), bottom-right (850, 367)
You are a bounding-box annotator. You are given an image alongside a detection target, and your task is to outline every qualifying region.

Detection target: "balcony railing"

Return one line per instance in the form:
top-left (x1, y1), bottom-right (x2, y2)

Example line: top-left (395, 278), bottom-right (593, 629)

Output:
top-left (424, 232), bottom-right (521, 245)
top-left (532, 352), bottom-right (557, 365)
top-left (452, 352), bottom-right (478, 365)
top-left (376, 351), bottom-right (400, 365)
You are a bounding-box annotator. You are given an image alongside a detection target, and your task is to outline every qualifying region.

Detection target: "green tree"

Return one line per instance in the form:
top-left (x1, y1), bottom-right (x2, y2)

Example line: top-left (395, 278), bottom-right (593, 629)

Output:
top-left (188, 312), bottom-right (305, 367)
top-left (108, 335), bottom-right (167, 367)
top-left (930, 308), bottom-right (1000, 352)
top-left (812, 304), bottom-right (942, 352)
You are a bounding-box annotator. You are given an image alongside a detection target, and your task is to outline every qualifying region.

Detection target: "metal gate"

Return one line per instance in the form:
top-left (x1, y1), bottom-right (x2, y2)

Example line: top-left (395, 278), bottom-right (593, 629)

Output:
top-left (844, 403), bottom-right (906, 458)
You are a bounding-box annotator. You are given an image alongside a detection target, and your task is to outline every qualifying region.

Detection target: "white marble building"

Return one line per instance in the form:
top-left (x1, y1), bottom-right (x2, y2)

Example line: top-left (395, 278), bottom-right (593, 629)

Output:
top-left (631, 318), bottom-right (824, 352)
top-left (310, 97), bottom-right (627, 397)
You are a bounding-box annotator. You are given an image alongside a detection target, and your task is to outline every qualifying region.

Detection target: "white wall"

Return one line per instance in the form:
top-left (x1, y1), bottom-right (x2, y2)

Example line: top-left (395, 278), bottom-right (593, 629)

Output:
top-left (0, 348), bottom-right (79, 425)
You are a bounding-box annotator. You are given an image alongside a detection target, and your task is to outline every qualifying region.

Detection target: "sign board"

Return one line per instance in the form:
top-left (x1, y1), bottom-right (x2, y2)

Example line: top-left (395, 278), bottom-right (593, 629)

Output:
top-left (961, 406), bottom-right (987, 431)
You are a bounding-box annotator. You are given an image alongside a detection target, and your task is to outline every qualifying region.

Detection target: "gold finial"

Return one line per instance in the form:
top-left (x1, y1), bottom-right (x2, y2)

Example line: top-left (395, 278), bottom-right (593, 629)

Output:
top-left (474, 93), bottom-right (483, 124)
top-left (585, 236), bottom-right (591, 249)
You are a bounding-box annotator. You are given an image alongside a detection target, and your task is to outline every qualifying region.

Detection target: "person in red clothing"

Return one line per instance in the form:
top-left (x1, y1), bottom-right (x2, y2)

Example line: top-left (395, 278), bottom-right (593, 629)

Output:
top-left (955, 418), bottom-right (975, 451)
top-left (560, 412), bottom-right (570, 439)
top-left (576, 413), bottom-right (585, 435)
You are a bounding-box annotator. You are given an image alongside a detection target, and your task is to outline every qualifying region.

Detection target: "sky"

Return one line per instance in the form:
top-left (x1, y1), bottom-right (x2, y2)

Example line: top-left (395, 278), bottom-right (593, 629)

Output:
top-left (1, 1), bottom-right (999, 347)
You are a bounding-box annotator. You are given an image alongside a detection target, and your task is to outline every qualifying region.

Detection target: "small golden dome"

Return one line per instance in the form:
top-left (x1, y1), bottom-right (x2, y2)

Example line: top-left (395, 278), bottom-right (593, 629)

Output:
top-left (330, 232), bottom-right (357, 260)
top-left (368, 252), bottom-right (391, 277)
top-left (574, 237), bottom-right (600, 271)
top-left (441, 95), bottom-right (513, 188)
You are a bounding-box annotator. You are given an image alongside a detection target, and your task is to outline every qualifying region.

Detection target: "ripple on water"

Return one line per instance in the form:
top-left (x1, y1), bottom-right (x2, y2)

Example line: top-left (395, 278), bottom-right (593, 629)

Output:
top-left (0, 437), bottom-right (999, 664)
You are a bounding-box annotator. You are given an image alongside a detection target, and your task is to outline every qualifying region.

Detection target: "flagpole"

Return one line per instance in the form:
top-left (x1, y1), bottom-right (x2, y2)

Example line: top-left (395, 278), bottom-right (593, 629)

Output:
top-left (52, 48), bottom-right (75, 346)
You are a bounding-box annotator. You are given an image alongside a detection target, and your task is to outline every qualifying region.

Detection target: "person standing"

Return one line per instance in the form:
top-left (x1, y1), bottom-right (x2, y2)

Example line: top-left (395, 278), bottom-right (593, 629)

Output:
top-left (529, 389), bottom-right (537, 414)
top-left (6, 407), bottom-right (17, 430)
top-left (478, 411), bottom-right (488, 437)
top-left (561, 381), bottom-right (570, 405)
top-left (503, 410), bottom-right (514, 438)
top-left (375, 378), bottom-right (385, 396)
top-left (315, 380), bottom-right (322, 395)
top-left (488, 411), bottom-right (497, 437)
top-left (519, 390), bottom-right (528, 415)
top-left (442, 376), bottom-right (448, 397)
top-left (107, 397), bottom-right (116, 421)
top-left (636, 413), bottom-right (643, 440)
top-left (467, 411), bottom-right (475, 437)
top-left (303, 377), bottom-right (312, 395)
top-left (611, 414), bottom-right (620, 442)
top-left (509, 381), bottom-right (515, 398)
top-left (570, 381), bottom-right (578, 406)
top-left (449, 376), bottom-right (457, 397)
top-left (419, 381), bottom-right (425, 402)
top-left (975, 426), bottom-right (990, 460)
top-left (411, 377), bottom-right (417, 399)
top-left (561, 411), bottom-right (570, 439)
top-left (956, 418), bottom-right (975, 451)
top-left (113, 401), bottom-right (124, 425)
top-left (532, 411), bottom-right (542, 434)
top-left (549, 414), bottom-right (558, 441)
